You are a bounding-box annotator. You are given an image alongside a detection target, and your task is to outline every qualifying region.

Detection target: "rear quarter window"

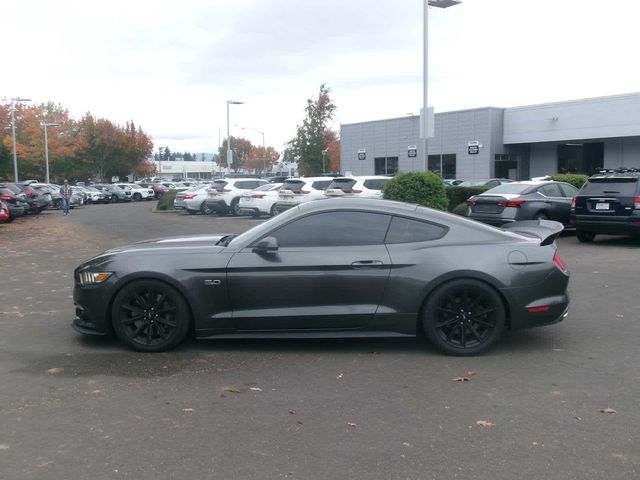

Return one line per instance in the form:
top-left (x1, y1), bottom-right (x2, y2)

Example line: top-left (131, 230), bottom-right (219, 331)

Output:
top-left (385, 217), bottom-right (447, 244)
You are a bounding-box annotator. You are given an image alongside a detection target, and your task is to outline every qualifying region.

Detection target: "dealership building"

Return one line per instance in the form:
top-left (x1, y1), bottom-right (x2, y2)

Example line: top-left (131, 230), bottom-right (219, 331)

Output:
top-left (340, 92), bottom-right (640, 180)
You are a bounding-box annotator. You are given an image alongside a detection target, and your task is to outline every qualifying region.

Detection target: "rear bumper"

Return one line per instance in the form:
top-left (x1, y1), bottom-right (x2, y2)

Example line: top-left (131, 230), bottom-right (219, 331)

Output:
top-left (469, 214), bottom-right (514, 226)
top-left (204, 199), bottom-right (229, 212)
top-left (574, 215), bottom-right (640, 235)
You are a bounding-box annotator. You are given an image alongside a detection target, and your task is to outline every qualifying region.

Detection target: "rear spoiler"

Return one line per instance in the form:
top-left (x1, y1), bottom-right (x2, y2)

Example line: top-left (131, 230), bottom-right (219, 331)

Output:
top-left (501, 220), bottom-right (564, 246)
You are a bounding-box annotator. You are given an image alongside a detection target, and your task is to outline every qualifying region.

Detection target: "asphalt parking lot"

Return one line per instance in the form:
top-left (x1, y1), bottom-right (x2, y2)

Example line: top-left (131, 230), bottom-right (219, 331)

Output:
top-left (1, 202), bottom-right (639, 480)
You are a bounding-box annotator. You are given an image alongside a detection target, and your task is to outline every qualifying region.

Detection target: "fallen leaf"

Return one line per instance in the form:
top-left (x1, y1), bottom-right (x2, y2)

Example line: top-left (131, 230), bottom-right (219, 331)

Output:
top-left (182, 408), bottom-right (195, 412)
top-left (600, 407), bottom-right (617, 414)
top-left (223, 387), bottom-right (243, 394)
top-left (288, 409), bottom-right (298, 415)
top-left (336, 373), bottom-right (344, 379)
top-left (47, 368), bottom-right (63, 375)
top-left (347, 422), bottom-right (357, 427)
top-left (91, 390), bottom-right (101, 394)
top-left (249, 387), bottom-right (262, 392)
top-left (476, 420), bottom-right (495, 427)
top-left (453, 377), bottom-right (470, 382)
top-left (296, 420), bottom-right (303, 425)
top-left (466, 371), bottom-right (477, 378)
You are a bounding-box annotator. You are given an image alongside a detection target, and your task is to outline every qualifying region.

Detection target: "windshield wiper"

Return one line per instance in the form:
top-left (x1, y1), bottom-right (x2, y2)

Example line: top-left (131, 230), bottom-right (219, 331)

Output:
top-left (216, 234), bottom-right (237, 247)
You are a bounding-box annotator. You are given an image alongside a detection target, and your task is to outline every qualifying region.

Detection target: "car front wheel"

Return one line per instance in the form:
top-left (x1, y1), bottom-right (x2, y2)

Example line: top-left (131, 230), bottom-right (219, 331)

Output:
top-left (111, 279), bottom-right (191, 352)
top-left (576, 230), bottom-right (596, 243)
top-left (200, 202), bottom-right (213, 215)
top-left (230, 198), bottom-right (241, 216)
top-left (422, 279), bottom-right (505, 356)
top-left (133, 193), bottom-right (142, 201)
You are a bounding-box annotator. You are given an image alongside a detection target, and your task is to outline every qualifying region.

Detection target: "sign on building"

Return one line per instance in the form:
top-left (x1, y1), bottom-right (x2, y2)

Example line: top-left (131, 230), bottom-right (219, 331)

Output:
top-left (357, 148), bottom-right (366, 161)
top-left (468, 140), bottom-right (480, 155)
top-left (408, 145), bottom-right (417, 158)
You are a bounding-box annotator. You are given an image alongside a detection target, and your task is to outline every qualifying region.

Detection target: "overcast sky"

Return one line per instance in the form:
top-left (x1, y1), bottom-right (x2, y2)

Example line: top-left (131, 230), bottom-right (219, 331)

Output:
top-left (4, 0), bottom-right (640, 154)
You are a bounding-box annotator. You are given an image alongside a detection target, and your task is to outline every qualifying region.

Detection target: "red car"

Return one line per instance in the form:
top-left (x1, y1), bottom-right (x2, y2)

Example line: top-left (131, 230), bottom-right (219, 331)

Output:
top-left (0, 200), bottom-right (10, 223)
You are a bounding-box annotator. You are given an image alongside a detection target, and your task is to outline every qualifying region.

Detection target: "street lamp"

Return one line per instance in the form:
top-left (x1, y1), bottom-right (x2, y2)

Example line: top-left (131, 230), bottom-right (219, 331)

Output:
top-left (41, 122), bottom-right (61, 184)
top-left (322, 148), bottom-right (329, 174)
top-left (423, 0), bottom-right (461, 170)
top-left (238, 126), bottom-right (266, 173)
top-left (10, 97), bottom-right (31, 182)
top-left (226, 100), bottom-right (244, 171)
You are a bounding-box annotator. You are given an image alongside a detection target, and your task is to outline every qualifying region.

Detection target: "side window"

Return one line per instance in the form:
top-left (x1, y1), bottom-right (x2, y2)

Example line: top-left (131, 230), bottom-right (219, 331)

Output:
top-left (385, 217), bottom-right (447, 244)
top-left (487, 181), bottom-right (499, 187)
top-left (559, 183), bottom-right (579, 197)
top-left (539, 184), bottom-right (563, 197)
top-left (268, 211), bottom-right (392, 248)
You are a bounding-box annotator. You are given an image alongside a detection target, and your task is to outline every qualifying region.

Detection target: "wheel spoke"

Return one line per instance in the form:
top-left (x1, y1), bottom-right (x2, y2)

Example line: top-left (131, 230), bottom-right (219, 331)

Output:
top-left (122, 313), bottom-right (145, 325)
top-left (133, 292), bottom-right (147, 309)
top-left (132, 321), bottom-right (147, 338)
top-left (146, 323), bottom-right (153, 344)
top-left (437, 307), bottom-right (459, 316)
top-left (121, 303), bottom-right (143, 314)
top-left (471, 308), bottom-right (495, 319)
top-left (153, 293), bottom-right (166, 310)
top-left (467, 322), bottom-right (483, 341)
top-left (436, 317), bottom-right (459, 328)
top-left (474, 318), bottom-right (493, 328)
top-left (155, 317), bottom-right (177, 328)
top-left (460, 324), bottom-right (467, 347)
top-left (155, 306), bottom-right (176, 315)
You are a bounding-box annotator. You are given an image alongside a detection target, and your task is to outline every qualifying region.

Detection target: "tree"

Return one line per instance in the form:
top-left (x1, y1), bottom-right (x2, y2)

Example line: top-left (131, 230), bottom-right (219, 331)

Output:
top-left (217, 136), bottom-right (254, 171)
top-left (324, 130), bottom-right (340, 173)
top-left (287, 84), bottom-right (337, 176)
top-left (134, 159), bottom-right (157, 178)
top-left (246, 146), bottom-right (280, 173)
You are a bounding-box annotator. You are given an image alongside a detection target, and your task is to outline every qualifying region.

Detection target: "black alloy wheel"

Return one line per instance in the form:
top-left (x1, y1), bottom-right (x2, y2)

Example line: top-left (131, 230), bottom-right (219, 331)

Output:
top-left (111, 280), bottom-right (190, 352)
top-left (133, 192), bottom-right (142, 201)
top-left (54, 199), bottom-right (63, 209)
top-left (576, 230), bottom-right (596, 243)
top-left (200, 202), bottom-right (213, 215)
top-left (230, 198), bottom-right (242, 216)
top-left (270, 204), bottom-right (278, 217)
top-left (423, 279), bottom-right (505, 356)
top-left (111, 194), bottom-right (118, 203)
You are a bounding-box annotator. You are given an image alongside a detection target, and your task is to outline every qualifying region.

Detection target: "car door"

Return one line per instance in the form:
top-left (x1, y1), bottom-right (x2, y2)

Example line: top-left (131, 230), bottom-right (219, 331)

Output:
top-left (537, 183), bottom-right (571, 222)
top-left (227, 210), bottom-right (393, 331)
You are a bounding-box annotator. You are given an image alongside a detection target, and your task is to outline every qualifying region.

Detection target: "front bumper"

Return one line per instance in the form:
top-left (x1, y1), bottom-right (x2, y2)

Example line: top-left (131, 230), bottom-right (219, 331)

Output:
top-left (72, 280), bottom-right (116, 336)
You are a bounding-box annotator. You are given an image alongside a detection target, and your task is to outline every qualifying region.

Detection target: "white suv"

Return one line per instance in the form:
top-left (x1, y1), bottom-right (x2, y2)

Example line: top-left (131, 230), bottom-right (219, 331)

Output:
top-left (274, 177), bottom-right (334, 214)
top-left (239, 183), bottom-right (283, 218)
top-left (204, 178), bottom-right (269, 215)
top-left (324, 176), bottom-right (390, 199)
top-left (115, 183), bottom-right (155, 201)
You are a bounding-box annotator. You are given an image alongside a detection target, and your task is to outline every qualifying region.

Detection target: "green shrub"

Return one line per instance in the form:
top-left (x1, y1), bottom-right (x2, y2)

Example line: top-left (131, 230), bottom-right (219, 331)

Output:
top-left (382, 172), bottom-right (449, 211)
top-left (451, 201), bottom-right (469, 217)
top-left (548, 174), bottom-right (589, 189)
top-left (445, 186), bottom-right (491, 212)
top-left (155, 189), bottom-right (183, 211)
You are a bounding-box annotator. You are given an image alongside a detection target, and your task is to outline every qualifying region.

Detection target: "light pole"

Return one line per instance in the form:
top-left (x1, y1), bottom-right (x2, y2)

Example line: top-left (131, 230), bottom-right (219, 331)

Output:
top-left (41, 122), bottom-right (60, 184)
top-left (238, 126), bottom-right (266, 174)
top-left (226, 100), bottom-right (244, 171)
top-left (10, 97), bottom-right (31, 181)
top-left (322, 148), bottom-right (328, 174)
top-left (423, 0), bottom-right (461, 170)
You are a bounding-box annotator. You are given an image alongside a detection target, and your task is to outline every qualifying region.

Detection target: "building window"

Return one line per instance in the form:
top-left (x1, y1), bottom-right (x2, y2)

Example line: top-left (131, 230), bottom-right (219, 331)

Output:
top-left (374, 157), bottom-right (399, 175)
top-left (427, 154), bottom-right (456, 179)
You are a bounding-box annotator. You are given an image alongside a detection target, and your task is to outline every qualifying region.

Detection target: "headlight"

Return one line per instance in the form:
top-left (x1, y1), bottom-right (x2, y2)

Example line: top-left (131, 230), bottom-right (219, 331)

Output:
top-left (79, 271), bottom-right (113, 286)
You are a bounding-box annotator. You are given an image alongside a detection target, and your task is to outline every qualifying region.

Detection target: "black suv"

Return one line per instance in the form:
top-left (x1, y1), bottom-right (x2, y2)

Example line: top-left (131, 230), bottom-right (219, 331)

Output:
top-left (571, 168), bottom-right (640, 242)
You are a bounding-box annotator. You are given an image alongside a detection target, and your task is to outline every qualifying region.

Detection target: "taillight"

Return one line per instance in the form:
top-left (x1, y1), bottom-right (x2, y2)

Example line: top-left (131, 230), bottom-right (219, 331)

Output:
top-left (571, 196), bottom-right (576, 210)
top-left (634, 196), bottom-right (640, 210)
top-left (498, 200), bottom-right (526, 208)
top-left (183, 194), bottom-right (197, 199)
top-left (553, 253), bottom-right (568, 272)
top-left (467, 199), bottom-right (476, 206)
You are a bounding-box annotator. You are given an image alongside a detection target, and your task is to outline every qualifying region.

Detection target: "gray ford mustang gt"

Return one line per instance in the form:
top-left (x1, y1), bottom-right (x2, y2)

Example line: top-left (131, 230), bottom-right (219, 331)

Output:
top-left (73, 198), bottom-right (570, 355)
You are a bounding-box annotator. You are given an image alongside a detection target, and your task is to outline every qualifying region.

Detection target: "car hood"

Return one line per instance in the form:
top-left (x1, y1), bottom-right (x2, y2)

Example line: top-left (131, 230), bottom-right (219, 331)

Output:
top-left (105, 234), bottom-right (231, 255)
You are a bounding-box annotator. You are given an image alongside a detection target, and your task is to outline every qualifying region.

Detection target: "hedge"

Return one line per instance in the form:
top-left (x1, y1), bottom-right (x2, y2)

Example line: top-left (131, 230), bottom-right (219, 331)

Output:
top-left (155, 189), bottom-right (184, 211)
top-left (445, 186), bottom-right (491, 212)
top-left (547, 174), bottom-right (589, 189)
top-left (382, 172), bottom-right (449, 211)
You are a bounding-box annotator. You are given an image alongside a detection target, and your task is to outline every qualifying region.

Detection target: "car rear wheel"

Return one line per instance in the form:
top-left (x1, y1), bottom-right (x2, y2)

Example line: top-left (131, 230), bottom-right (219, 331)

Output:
top-left (230, 198), bottom-right (241, 216)
top-left (111, 279), bottom-right (190, 352)
top-left (111, 194), bottom-right (118, 203)
top-left (422, 279), bottom-right (505, 356)
top-left (576, 230), bottom-right (596, 243)
top-left (534, 212), bottom-right (548, 220)
top-left (270, 204), bottom-right (278, 217)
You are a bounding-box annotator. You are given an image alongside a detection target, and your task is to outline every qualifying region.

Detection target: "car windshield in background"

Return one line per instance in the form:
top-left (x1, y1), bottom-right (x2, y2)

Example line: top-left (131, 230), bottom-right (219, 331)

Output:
top-left (312, 180), bottom-right (332, 190)
top-left (282, 180), bottom-right (305, 191)
top-left (485, 184), bottom-right (532, 195)
top-left (254, 184), bottom-right (278, 192)
top-left (580, 178), bottom-right (638, 196)
top-left (328, 179), bottom-right (356, 190)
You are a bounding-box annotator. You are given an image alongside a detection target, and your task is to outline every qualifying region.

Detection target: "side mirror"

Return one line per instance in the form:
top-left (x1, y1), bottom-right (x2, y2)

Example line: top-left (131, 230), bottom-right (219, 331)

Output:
top-left (252, 236), bottom-right (279, 254)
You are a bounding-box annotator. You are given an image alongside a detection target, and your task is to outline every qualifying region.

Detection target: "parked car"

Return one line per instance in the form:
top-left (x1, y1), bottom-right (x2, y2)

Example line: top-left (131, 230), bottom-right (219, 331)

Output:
top-left (0, 200), bottom-right (10, 223)
top-left (238, 183), bottom-right (283, 217)
top-left (444, 179), bottom-right (464, 186)
top-left (459, 178), bottom-right (514, 187)
top-left (115, 183), bottom-right (155, 201)
top-left (0, 186), bottom-right (28, 220)
top-left (14, 182), bottom-right (51, 213)
top-left (78, 186), bottom-right (108, 204)
top-left (467, 181), bottom-right (579, 227)
top-left (72, 198), bottom-right (570, 355)
top-left (274, 177), bottom-right (333, 214)
top-left (266, 176), bottom-right (289, 183)
top-left (174, 185), bottom-right (212, 215)
top-left (204, 178), bottom-right (269, 215)
top-left (325, 176), bottom-right (390, 199)
top-left (93, 184), bottom-right (132, 202)
top-left (571, 168), bottom-right (640, 242)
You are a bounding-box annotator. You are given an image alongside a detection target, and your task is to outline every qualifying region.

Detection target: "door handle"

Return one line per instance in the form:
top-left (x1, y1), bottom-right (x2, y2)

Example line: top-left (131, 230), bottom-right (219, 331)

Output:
top-left (351, 260), bottom-right (384, 269)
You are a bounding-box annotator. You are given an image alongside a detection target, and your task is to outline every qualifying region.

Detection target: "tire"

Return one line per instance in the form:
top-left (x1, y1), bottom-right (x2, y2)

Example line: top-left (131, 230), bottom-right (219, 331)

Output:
top-left (270, 204), bottom-right (278, 217)
top-left (534, 212), bottom-right (548, 221)
top-left (422, 279), bottom-right (506, 356)
top-left (111, 194), bottom-right (118, 203)
top-left (230, 198), bottom-right (241, 216)
top-left (133, 193), bottom-right (142, 201)
top-left (54, 199), bottom-right (63, 210)
top-left (576, 230), bottom-right (596, 243)
top-left (111, 279), bottom-right (191, 352)
top-left (200, 202), bottom-right (213, 215)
